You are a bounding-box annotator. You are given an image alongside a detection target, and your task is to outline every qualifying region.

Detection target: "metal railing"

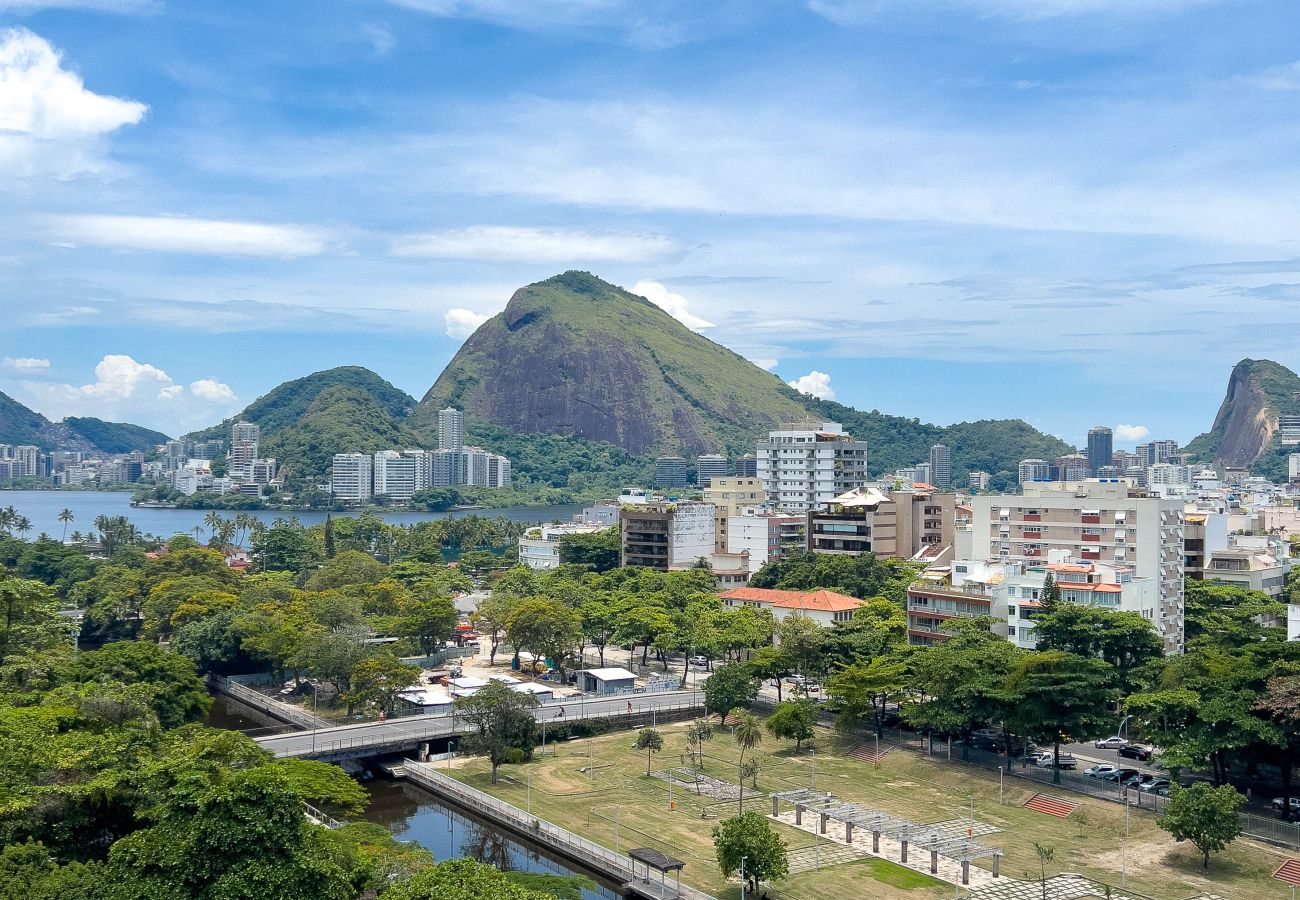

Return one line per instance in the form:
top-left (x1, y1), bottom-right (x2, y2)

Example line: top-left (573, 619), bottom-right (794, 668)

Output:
top-left (209, 675), bottom-right (330, 730)
top-left (405, 765), bottom-right (715, 900)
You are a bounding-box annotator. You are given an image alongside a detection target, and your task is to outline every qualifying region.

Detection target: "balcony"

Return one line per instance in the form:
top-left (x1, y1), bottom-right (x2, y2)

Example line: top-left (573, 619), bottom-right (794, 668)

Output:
top-left (1082, 533), bottom-right (1101, 542)
top-left (1024, 513), bottom-right (1041, 522)
top-left (1081, 514), bottom-right (1101, 524)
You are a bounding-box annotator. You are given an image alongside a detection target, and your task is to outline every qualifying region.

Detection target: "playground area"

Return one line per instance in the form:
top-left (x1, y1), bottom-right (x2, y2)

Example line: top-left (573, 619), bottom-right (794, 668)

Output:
top-left (449, 719), bottom-right (1293, 900)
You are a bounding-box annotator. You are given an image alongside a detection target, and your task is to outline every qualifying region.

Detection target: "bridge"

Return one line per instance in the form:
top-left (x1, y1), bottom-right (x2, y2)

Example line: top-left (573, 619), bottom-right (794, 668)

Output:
top-left (253, 690), bottom-right (705, 761)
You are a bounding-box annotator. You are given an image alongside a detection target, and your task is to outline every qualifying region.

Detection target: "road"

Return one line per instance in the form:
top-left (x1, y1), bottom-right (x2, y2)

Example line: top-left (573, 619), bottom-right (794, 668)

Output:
top-left (254, 689), bottom-right (703, 759)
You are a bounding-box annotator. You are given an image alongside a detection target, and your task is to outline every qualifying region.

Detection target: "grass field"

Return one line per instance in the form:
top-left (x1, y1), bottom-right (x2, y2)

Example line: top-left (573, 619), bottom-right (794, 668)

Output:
top-left (449, 719), bottom-right (1290, 900)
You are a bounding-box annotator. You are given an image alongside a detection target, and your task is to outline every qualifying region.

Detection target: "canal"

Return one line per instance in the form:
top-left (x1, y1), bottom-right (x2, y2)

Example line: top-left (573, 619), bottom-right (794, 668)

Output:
top-left (206, 697), bottom-right (620, 899)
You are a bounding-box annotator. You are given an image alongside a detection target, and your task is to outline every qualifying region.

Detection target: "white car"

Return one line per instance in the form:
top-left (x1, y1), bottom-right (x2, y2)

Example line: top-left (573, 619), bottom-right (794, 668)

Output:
top-left (1083, 764), bottom-right (1118, 778)
top-left (1094, 736), bottom-right (1127, 750)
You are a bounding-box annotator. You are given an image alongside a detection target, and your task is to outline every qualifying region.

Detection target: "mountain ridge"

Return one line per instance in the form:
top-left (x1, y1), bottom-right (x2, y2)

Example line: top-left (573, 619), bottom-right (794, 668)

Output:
top-left (1186, 358), bottom-right (1300, 480)
top-left (0, 390), bottom-right (170, 454)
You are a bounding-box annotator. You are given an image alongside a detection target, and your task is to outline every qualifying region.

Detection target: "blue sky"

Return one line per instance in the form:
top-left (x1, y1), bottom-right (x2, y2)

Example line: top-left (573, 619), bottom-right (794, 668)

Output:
top-left (2, 0), bottom-right (1299, 448)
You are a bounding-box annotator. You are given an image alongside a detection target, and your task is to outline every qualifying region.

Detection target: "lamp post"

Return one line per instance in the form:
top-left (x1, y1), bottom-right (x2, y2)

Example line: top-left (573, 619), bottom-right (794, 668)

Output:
top-left (740, 856), bottom-right (747, 900)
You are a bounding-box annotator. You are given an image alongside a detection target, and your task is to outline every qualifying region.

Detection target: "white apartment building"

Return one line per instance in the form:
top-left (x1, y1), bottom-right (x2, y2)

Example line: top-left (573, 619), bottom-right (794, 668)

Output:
top-left (619, 501), bottom-right (716, 570)
top-left (726, 513), bottom-right (805, 572)
top-left (373, 450), bottom-right (418, 502)
top-left (756, 421), bottom-right (868, 512)
top-left (519, 523), bottom-right (605, 570)
top-left (970, 480), bottom-right (1185, 653)
top-left (437, 407), bottom-right (464, 451)
top-left (1017, 459), bottom-right (1051, 485)
top-left (331, 453), bottom-right (373, 504)
top-left (1291, 453), bottom-right (1300, 482)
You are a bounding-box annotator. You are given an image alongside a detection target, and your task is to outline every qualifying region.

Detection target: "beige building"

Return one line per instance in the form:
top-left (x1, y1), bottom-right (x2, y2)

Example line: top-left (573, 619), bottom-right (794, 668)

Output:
top-left (970, 481), bottom-right (1185, 654)
top-left (703, 477), bottom-right (766, 552)
top-left (806, 485), bottom-right (955, 561)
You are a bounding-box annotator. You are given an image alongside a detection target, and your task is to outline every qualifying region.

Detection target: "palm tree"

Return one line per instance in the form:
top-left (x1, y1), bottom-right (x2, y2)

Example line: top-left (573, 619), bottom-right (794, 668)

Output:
top-left (0, 506), bottom-right (15, 536)
top-left (733, 711), bottom-right (763, 814)
top-left (58, 508), bottom-right (74, 542)
top-left (14, 516), bottom-right (31, 539)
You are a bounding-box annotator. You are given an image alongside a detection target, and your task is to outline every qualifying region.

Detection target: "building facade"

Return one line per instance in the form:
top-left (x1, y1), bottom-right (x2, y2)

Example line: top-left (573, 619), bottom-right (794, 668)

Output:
top-left (756, 421), bottom-right (868, 512)
top-left (929, 444), bottom-right (952, 489)
top-left (331, 453), bottom-right (374, 504)
top-left (619, 501), bottom-right (715, 570)
top-left (805, 485), bottom-right (955, 560)
top-left (1087, 426), bottom-right (1113, 476)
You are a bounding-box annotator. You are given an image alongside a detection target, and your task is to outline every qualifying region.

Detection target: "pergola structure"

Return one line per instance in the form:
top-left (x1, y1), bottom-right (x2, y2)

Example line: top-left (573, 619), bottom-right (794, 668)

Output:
top-left (769, 792), bottom-right (1004, 885)
top-left (629, 847), bottom-right (686, 898)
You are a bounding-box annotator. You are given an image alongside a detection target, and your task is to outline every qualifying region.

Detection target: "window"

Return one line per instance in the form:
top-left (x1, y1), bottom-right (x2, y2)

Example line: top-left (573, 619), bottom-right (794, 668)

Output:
top-left (1008, 605), bottom-right (1017, 616)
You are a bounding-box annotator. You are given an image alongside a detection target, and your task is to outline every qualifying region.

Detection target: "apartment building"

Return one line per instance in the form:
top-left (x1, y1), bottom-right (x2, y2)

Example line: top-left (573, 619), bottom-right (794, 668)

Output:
top-left (519, 523), bottom-right (605, 570)
top-left (702, 476), bottom-right (766, 552)
top-left (619, 501), bottom-right (716, 570)
top-left (1183, 512), bottom-right (1229, 579)
top-left (1018, 459), bottom-right (1051, 485)
top-left (970, 480), bottom-right (1185, 653)
top-left (805, 484), bottom-right (955, 561)
top-left (726, 513), bottom-right (805, 572)
top-left (756, 421), bottom-right (868, 512)
top-left (437, 407), bottom-right (464, 451)
top-left (929, 444), bottom-right (952, 489)
top-left (654, 456), bottom-right (690, 489)
top-left (696, 454), bottom-right (729, 486)
top-left (373, 450), bottom-right (418, 502)
top-left (331, 453), bottom-right (374, 504)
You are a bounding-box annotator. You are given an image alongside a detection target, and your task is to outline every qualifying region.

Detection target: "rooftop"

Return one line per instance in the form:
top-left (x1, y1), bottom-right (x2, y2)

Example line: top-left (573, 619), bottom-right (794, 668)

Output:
top-left (720, 586), bottom-right (864, 613)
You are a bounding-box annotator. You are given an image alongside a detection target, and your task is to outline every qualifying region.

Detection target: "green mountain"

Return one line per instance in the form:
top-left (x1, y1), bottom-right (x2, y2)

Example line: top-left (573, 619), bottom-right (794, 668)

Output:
top-left (61, 418), bottom-right (170, 454)
top-left (1185, 358), bottom-right (1300, 479)
top-left (0, 390), bottom-right (169, 454)
top-left (417, 271), bottom-right (810, 456)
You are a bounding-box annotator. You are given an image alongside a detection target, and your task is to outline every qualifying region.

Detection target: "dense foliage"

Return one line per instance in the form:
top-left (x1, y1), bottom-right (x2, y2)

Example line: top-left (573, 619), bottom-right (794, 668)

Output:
top-left (61, 418), bottom-right (170, 454)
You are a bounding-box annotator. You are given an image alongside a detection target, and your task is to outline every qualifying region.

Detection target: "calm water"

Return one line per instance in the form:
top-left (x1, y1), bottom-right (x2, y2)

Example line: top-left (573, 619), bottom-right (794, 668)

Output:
top-left (0, 490), bottom-right (584, 540)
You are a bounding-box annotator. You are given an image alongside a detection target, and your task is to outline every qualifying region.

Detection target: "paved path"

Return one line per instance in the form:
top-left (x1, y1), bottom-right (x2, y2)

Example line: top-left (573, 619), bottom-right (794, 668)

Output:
top-left (254, 689), bottom-right (704, 759)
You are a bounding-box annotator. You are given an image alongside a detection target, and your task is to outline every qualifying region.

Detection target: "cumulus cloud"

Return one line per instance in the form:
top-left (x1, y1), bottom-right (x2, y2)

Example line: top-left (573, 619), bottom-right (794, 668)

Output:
top-left (631, 280), bottom-right (715, 331)
top-left (0, 28), bottom-right (147, 179)
top-left (748, 358), bottom-right (779, 371)
top-left (393, 226), bottom-right (674, 264)
top-left (2, 356), bottom-right (49, 369)
top-left (47, 214), bottom-right (331, 258)
top-left (190, 378), bottom-right (237, 403)
top-left (444, 307), bottom-right (492, 339)
top-left (787, 370), bottom-right (834, 400)
top-left (1115, 424), bottom-right (1150, 442)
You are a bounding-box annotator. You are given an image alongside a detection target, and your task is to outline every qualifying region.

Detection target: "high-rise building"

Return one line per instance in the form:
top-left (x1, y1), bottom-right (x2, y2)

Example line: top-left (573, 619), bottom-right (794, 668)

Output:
top-left (1056, 453), bottom-right (1090, 482)
top-left (968, 471), bottom-right (990, 491)
top-left (734, 455), bottom-right (758, 478)
top-left (1289, 453), bottom-right (1300, 482)
top-left (696, 454), bottom-right (729, 486)
top-left (331, 453), bottom-right (373, 504)
top-left (1087, 426), bottom-right (1113, 476)
top-left (619, 501), bottom-right (716, 570)
top-left (928, 444), bottom-right (952, 489)
top-left (654, 456), bottom-right (690, 489)
top-left (806, 485), bottom-right (955, 560)
top-left (702, 477), bottom-right (766, 552)
top-left (13, 446), bottom-right (39, 480)
top-left (1018, 459), bottom-right (1052, 485)
top-left (373, 450), bottom-right (417, 502)
top-left (970, 480), bottom-right (1185, 653)
top-left (437, 407), bottom-right (464, 451)
top-left (431, 449), bottom-right (460, 486)
top-left (756, 421), bottom-right (868, 512)
top-left (228, 422), bottom-right (260, 481)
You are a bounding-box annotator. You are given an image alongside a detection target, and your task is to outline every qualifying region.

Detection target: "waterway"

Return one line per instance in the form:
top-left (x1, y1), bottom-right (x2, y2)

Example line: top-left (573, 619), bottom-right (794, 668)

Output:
top-left (0, 490), bottom-right (584, 540)
top-left (206, 696), bottom-right (619, 899)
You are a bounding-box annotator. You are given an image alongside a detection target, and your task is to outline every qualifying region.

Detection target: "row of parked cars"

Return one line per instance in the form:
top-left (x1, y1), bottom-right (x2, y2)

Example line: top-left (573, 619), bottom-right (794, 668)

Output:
top-left (1093, 735), bottom-right (1156, 761)
top-left (1082, 764), bottom-right (1172, 794)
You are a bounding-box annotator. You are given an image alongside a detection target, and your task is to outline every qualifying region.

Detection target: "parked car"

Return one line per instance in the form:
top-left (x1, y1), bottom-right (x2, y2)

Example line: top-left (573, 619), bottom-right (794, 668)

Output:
top-left (1117, 744), bottom-right (1154, 761)
top-left (688, 656), bottom-right (710, 667)
top-left (1094, 736), bottom-right (1127, 750)
top-left (1100, 768), bottom-right (1140, 783)
top-left (1273, 797), bottom-right (1300, 813)
top-left (1083, 764), bottom-right (1118, 779)
top-left (1138, 779), bottom-right (1170, 793)
top-left (1030, 751), bottom-right (1077, 769)
top-left (1124, 773), bottom-right (1155, 788)
top-left (786, 674), bottom-right (806, 684)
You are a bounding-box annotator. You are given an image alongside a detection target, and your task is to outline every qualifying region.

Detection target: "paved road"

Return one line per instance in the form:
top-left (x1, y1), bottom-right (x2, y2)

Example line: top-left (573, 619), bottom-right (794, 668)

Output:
top-left (254, 689), bottom-right (703, 759)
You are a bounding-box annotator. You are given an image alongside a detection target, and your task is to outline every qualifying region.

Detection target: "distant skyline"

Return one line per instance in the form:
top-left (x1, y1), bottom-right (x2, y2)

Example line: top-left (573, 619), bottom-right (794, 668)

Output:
top-left (2, 1), bottom-right (1298, 445)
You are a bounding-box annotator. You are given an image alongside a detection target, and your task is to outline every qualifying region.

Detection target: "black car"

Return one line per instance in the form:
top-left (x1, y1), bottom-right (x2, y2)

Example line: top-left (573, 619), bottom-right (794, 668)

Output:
top-left (1117, 744), bottom-right (1153, 761)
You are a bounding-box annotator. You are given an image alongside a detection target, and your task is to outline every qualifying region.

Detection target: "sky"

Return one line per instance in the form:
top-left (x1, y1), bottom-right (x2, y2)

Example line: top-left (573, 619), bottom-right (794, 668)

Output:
top-left (2, 1), bottom-right (1300, 447)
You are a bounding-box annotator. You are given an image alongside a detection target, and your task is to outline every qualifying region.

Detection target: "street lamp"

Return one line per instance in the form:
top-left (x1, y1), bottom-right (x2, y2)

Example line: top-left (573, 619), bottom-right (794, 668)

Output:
top-left (740, 856), bottom-right (747, 900)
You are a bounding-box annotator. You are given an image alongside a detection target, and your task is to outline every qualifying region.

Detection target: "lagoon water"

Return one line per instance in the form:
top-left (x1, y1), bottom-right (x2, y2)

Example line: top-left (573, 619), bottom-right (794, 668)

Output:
top-left (0, 490), bottom-right (584, 540)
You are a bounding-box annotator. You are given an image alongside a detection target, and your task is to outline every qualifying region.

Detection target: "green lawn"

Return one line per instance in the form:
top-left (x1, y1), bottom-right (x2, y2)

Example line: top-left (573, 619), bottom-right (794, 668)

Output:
top-left (447, 720), bottom-right (1289, 900)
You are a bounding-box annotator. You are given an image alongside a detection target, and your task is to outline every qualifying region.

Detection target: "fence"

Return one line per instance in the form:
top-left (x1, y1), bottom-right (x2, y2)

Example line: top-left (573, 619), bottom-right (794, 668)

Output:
top-left (209, 674), bottom-right (330, 730)
top-left (404, 764), bottom-right (715, 900)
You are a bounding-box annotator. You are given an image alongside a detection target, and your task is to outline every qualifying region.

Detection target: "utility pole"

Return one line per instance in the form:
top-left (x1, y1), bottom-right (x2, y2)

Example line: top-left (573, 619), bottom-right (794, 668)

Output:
top-left (740, 856), bottom-right (747, 900)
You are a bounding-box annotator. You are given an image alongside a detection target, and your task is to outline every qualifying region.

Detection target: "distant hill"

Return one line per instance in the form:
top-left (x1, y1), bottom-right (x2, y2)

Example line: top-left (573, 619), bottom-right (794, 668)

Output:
top-left (1185, 358), bottom-right (1300, 480)
top-left (0, 390), bottom-right (169, 454)
top-left (417, 271), bottom-right (810, 456)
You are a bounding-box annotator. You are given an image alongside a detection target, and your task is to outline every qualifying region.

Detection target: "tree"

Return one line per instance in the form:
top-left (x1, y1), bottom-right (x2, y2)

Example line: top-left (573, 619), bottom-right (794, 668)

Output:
top-left (766, 700), bottom-right (817, 750)
top-left (57, 509), bottom-right (74, 543)
top-left (397, 596), bottom-right (459, 657)
top-left (747, 645), bottom-right (794, 702)
top-left (384, 858), bottom-right (557, 900)
top-left (1157, 783), bottom-right (1246, 871)
top-left (634, 727), bottom-right (664, 776)
top-left (1033, 842), bottom-right (1054, 900)
top-left (733, 711), bottom-right (762, 815)
top-left (1254, 675), bottom-right (1300, 819)
top-left (825, 654), bottom-right (908, 737)
top-left (685, 718), bottom-right (713, 768)
top-left (702, 662), bottom-right (759, 718)
top-left (1004, 651), bottom-right (1118, 784)
top-left (1032, 605), bottom-right (1162, 688)
top-left (712, 812), bottom-right (789, 893)
top-left (67, 640), bottom-right (210, 728)
top-left (777, 613), bottom-right (824, 678)
top-left (505, 597), bottom-right (581, 678)
top-left (453, 680), bottom-right (539, 784)
top-left (557, 527), bottom-right (619, 572)
top-left (1041, 573), bottom-right (1061, 611)
top-left (344, 651), bottom-right (423, 716)
top-left (0, 577), bottom-right (76, 667)
top-left (471, 594), bottom-right (514, 666)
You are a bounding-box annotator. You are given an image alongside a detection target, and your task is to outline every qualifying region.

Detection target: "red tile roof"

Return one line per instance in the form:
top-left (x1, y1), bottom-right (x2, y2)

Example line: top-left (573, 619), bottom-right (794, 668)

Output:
top-left (719, 587), bottom-right (864, 613)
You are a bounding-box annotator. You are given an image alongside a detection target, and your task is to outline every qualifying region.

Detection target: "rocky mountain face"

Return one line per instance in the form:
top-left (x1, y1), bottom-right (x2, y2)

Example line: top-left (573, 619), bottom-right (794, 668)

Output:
top-left (0, 391), bottom-right (169, 453)
top-left (417, 271), bottom-right (810, 456)
top-left (1186, 358), bottom-right (1300, 477)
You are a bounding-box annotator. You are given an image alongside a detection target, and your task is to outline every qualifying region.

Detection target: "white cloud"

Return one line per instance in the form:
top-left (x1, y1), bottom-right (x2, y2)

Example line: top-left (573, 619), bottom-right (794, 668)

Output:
top-left (47, 214), bottom-right (331, 258)
top-left (361, 22), bottom-right (395, 55)
top-left (444, 307), bottom-right (492, 339)
top-left (0, 28), bottom-right (147, 178)
top-left (1249, 61), bottom-right (1300, 92)
top-left (190, 378), bottom-right (237, 403)
top-left (787, 370), bottom-right (834, 400)
top-left (1115, 423), bottom-right (1150, 442)
top-left (2, 356), bottom-right (49, 369)
top-left (807, 0), bottom-right (1215, 23)
top-left (392, 225), bottom-right (674, 263)
top-left (749, 358), bottom-right (779, 371)
top-left (631, 280), bottom-right (715, 330)
top-left (77, 354), bottom-right (173, 400)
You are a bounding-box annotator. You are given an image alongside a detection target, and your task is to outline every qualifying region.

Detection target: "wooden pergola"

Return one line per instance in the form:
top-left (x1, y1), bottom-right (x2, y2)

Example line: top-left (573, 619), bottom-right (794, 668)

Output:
top-left (629, 846), bottom-right (686, 898)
